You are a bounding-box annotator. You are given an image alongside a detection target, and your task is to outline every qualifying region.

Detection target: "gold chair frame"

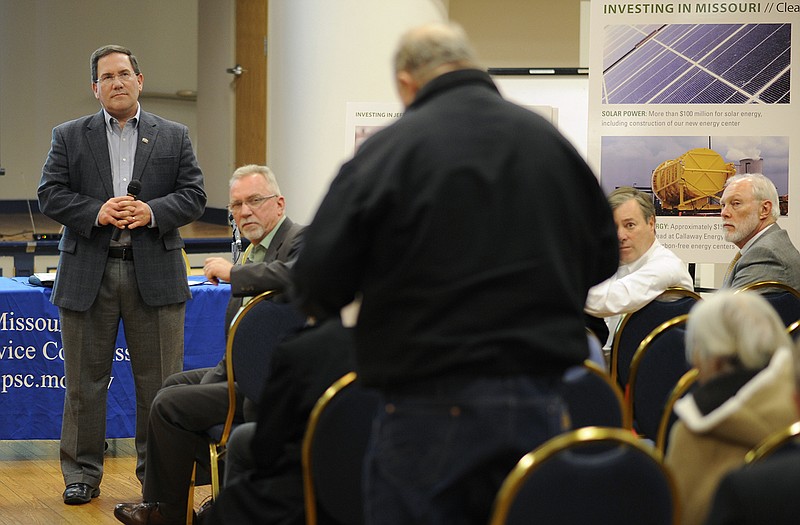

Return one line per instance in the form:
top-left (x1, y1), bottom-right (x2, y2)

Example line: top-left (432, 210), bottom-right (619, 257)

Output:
top-left (577, 360), bottom-right (628, 428)
top-left (736, 281), bottom-right (800, 327)
top-left (655, 368), bottom-right (699, 455)
top-left (181, 248), bottom-right (192, 276)
top-left (185, 289), bottom-right (278, 523)
top-left (788, 319), bottom-right (800, 339)
top-left (625, 314), bottom-right (689, 431)
top-left (736, 280), bottom-right (800, 298)
top-left (745, 420), bottom-right (800, 464)
top-left (488, 426), bottom-right (680, 525)
top-left (610, 287), bottom-right (700, 386)
top-left (301, 371), bottom-right (358, 525)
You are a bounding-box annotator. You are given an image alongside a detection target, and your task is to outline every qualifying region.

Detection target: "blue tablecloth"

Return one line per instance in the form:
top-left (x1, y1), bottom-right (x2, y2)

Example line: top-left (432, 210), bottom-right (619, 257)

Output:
top-left (0, 276), bottom-right (229, 439)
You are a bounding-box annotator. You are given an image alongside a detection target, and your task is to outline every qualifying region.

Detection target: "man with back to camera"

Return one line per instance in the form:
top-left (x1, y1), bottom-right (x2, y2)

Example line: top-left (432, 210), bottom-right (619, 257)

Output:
top-left (292, 21), bottom-right (619, 525)
top-left (585, 186), bottom-right (694, 350)
top-left (719, 173), bottom-right (800, 290)
top-left (113, 165), bottom-right (305, 525)
top-left (38, 44), bottom-right (206, 505)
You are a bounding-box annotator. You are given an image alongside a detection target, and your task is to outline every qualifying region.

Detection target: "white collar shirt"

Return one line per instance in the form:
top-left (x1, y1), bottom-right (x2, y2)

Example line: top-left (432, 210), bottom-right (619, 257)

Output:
top-left (585, 238), bottom-right (694, 349)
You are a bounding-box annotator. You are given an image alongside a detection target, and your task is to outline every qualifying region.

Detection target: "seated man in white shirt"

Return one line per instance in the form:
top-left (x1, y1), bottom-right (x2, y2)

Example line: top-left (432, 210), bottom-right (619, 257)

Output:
top-left (585, 186), bottom-right (694, 350)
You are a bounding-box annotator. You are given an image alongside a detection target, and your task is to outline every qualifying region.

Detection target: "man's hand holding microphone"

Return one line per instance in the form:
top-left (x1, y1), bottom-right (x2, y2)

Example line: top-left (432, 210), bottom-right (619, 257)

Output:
top-left (98, 181), bottom-right (145, 240)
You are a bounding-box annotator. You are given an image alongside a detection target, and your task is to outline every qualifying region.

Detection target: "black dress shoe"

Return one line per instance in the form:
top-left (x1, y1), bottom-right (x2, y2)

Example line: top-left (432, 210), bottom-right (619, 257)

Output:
top-left (63, 482), bottom-right (100, 505)
top-left (114, 502), bottom-right (192, 525)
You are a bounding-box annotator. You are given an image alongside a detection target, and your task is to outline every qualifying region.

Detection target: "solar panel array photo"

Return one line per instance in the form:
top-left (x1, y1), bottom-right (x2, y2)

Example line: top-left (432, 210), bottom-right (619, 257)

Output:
top-left (602, 24), bottom-right (791, 104)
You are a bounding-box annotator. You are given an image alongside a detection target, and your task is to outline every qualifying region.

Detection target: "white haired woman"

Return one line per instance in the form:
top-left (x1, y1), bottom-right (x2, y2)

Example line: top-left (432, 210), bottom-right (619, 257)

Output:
top-left (665, 290), bottom-right (796, 525)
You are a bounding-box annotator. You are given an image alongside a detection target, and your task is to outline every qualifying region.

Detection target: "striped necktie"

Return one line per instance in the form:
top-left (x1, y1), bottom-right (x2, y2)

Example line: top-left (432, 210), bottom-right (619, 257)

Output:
top-left (724, 251), bottom-right (742, 285)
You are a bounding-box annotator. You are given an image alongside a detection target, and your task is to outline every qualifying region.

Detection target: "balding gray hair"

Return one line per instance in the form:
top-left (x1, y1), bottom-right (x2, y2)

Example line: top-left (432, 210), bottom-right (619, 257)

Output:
top-left (394, 22), bottom-right (479, 83)
top-left (229, 164), bottom-right (281, 195)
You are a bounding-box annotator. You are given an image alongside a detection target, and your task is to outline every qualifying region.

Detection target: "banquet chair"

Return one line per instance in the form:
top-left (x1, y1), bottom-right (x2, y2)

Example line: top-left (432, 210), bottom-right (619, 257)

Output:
top-left (302, 372), bottom-right (381, 525)
top-left (182, 248), bottom-right (191, 276)
top-left (626, 314), bottom-right (690, 438)
top-left (788, 319), bottom-right (800, 341)
top-left (745, 420), bottom-right (800, 464)
top-left (488, 426), bottom-right (679, 525)
top-left (610, 288), bottom-right (700, 389)
top-left (563, 360), bottom-right (626, 429)
top-left (186, 290), bottom-right (306, 520)
top-left (735, 281), bottom-right (800, 327)
top-left (655, 368), bottom-right (699, 455)
top-left (585, 327), bottom-right (606, 368)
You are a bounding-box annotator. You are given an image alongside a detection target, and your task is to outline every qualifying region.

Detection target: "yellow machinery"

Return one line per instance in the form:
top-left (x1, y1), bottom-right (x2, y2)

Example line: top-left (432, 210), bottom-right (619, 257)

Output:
top-left (651, 147), bottom-right (736, 214)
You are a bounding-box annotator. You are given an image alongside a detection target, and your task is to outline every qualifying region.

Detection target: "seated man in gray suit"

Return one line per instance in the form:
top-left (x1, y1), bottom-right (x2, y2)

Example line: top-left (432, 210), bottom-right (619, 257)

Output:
top-left (114, 164), bottom-right (305, 525)
top-left (720, 173), bottom-right (800, 290)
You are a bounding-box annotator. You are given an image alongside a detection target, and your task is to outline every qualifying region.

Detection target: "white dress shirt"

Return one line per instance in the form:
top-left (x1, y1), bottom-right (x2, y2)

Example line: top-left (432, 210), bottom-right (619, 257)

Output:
top-left (585, 238), bottom-right (694, 349)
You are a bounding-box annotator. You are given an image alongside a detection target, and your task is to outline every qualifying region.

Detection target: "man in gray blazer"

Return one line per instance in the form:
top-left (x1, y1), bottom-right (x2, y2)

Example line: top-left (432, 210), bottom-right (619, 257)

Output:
top-left (720, 173), bottom-right (800, 290)
top-left (114, 165), bottom-right (305, 525)
top-left (38, 45), bottom-right (206, 506)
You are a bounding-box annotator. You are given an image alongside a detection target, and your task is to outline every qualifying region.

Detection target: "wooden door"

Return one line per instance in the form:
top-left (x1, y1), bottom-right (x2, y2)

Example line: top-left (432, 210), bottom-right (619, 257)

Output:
top-left (235, 0), bottom-right (268, 166)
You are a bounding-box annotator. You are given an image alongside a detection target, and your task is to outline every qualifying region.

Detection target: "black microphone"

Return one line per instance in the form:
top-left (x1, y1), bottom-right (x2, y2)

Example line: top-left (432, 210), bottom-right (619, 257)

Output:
top-left (229, 210), bottom-right (242, 264)
top-left (111, 180), bottom-right (142, 242)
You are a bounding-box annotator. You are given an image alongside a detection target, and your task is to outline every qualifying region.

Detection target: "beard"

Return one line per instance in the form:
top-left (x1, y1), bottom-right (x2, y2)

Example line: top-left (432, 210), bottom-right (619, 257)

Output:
top-left (723, 213), bottom-right (760, 244)
top-left (241, 223), bottom-right (265, 243)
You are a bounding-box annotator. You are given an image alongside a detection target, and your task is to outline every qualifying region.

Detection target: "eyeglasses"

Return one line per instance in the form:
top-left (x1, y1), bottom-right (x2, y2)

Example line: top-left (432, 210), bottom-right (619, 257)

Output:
top-left (96, 71), bottom-right (137, 85)
top-left (228, 194), bottom-right (278, 213)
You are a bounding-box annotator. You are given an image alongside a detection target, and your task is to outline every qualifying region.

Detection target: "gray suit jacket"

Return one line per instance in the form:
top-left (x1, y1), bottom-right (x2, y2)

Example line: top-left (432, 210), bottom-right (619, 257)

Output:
top-left (38, 110), bottom-right (206, 311)
top-left (725, 223), bottom-right (800, 291)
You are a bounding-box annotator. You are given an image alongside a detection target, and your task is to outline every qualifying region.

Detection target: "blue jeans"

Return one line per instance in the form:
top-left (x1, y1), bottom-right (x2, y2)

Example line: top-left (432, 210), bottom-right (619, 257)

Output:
top-left (363, 375), bottom-right (568, 525)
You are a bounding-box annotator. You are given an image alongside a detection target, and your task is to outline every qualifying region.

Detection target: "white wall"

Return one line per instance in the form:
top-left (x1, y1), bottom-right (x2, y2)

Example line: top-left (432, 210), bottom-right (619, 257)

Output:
top-left (0, 1), bottom-right (584, 218)
top-left (0, 0), bottom-right (198, 200)
top-left (197, 0), bottom-right (236, 210)
top-left (267, 0), bottom-right (448, 224)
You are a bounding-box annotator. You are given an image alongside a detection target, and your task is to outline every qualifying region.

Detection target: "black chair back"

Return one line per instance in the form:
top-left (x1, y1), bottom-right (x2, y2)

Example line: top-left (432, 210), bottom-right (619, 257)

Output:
top-left (563, 361), bottom-right (626, 429)
top-left (232, 299), bottom-right (307, 403)
top-left (627, 315), bottom-right (691, 440)
top-left (489, 427), bottom-right (679, 525)
top-left (736, 281), bottom-right (800, 327)
top-left (198, 291), bottom-right (305, 505)
top-left (302, 372), bottom-right (381, 525)
top-left (611, 288), bottom-right (699, 389)
top-left (656, 368), bottom-right (699, 455)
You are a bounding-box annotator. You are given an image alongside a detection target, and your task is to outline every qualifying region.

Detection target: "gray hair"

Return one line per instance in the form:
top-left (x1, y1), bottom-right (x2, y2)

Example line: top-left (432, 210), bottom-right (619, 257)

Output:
top-left (724, 173), bottom-right (780, 221)
top-left (229, 164), bottom-right (281, 195)
top-left (394, 22), bottom-right (479, 83)
top-left (607, 186), bottom-right (656, 223)
top-left (90, 45), bottom-right (140, 83)
top-left (686, 290), bottom-right (790, 371)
